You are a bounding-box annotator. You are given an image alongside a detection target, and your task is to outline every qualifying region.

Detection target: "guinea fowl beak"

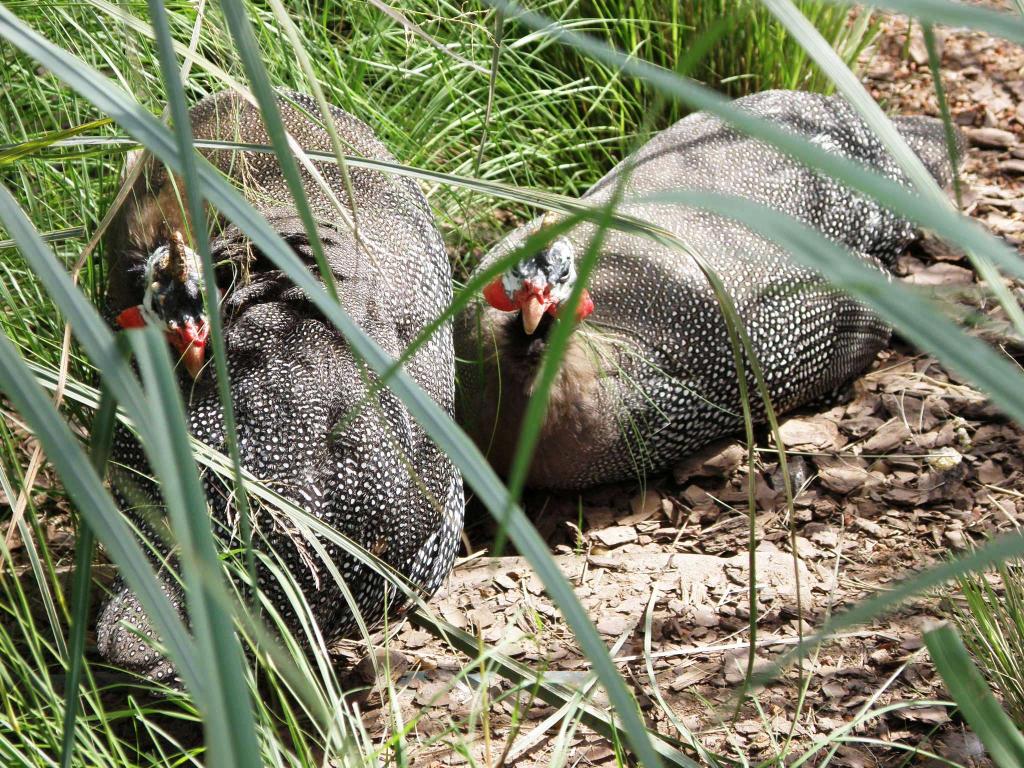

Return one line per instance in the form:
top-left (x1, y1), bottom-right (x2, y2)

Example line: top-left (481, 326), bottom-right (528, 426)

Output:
top-left (520, 294), bottom-right (546, 335)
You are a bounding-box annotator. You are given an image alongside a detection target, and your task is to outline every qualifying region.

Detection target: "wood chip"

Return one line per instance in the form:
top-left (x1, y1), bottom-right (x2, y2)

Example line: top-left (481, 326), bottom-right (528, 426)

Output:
top-left (778, 417), bottom-right (840, 450)
top-left (903, 262), bottom-right (975, 286)
top-left (966, 126), bottom-right (1017, 148)
top-left (591, 526), bottom-right (638, 548)
top-left (862, 421), bottom-right (911, 453)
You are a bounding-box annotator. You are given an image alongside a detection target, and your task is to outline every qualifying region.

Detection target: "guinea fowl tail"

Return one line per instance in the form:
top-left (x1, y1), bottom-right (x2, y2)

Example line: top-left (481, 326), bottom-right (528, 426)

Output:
top-left (892, 115), bottom-right (965, 189)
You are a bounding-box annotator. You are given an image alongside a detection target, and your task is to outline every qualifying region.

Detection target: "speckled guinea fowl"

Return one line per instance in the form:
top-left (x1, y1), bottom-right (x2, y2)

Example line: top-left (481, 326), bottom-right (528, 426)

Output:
top-left (97, 90), bottom-right (463, 681)
top-left (458, 90), bottom-right (961, 490)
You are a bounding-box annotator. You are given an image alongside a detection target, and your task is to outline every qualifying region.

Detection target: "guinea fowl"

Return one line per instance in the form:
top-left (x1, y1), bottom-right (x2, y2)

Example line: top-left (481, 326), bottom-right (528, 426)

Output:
top-left (458, 90), bottom-right (961, 490)
top-left (97, 90), bottom-right (463, 681)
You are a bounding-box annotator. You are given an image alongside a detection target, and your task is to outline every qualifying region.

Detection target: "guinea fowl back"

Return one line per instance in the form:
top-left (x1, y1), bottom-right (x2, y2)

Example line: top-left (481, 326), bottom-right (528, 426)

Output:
top-left (459, 91), bottom-right (961, 490)
top-left (98, 91), bottom-right (462, 681)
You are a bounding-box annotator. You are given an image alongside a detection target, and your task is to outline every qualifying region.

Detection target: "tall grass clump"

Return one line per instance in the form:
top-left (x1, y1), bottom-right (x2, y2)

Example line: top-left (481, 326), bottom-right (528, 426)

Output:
top-left (3, 0), bottom-right (1024, 766)
top-left (951, 563), bottom-right (1024, 727)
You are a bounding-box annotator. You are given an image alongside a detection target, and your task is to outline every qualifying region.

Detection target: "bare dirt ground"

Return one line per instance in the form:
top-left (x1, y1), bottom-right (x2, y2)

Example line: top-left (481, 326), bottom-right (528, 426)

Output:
top-left (345, 14), bottom-right (1024, 767)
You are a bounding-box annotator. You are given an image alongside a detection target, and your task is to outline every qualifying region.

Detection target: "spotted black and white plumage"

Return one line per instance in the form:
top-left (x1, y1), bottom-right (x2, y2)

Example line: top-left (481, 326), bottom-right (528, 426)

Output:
top-left (458, 91), bottom-right (961, 490)
top-left (97, 90), bottom-right (463, 681)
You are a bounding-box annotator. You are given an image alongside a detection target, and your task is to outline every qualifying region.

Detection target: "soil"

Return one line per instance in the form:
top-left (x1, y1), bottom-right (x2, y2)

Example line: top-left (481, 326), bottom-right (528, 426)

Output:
top-left (340, 11), bottom-right (1024, 767)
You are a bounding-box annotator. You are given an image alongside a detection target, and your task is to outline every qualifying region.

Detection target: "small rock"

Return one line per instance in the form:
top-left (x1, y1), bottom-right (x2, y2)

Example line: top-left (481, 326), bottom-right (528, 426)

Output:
top-left (966, 126), bottom-right (1017, 149)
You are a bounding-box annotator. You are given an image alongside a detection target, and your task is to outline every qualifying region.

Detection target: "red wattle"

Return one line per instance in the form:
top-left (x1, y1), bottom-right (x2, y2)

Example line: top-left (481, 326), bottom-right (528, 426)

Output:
top-left (575, 289), bottom-right (594, 321)
top-left (115, 306), bottom-right (146, 329)
top-left (483, 277), bottom-right (516, 311)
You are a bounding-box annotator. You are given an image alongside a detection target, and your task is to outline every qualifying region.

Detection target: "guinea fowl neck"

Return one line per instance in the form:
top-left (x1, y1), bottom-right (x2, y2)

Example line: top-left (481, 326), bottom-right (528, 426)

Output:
top-left (509, 309), bottom-right (555, 357)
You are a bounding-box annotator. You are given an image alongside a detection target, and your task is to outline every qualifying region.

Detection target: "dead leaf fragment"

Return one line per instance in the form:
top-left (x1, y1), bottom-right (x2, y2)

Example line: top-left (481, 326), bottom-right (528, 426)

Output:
top-left (903, 262), bottom-right (975, 286)
top-left (778, 417), bottom-right (840, 450)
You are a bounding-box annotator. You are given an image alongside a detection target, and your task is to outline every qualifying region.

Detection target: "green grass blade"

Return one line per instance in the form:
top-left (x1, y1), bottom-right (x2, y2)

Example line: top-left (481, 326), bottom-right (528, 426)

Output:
top-left (0, 332), bottom-right (200, 685)
top-left (761, 0), bottom-right (1024, 340)
top-left (496, 203), bottom-right (614, 554)
top-left (924, 623), bottom-right (1024, 768)
top-left (218, 0), bottom-right (338, 301)
top-left (0, 117), bottom-right (111, 164)
top-left (0, 11), bottom-right (664, 766)
top-left (921, 22), bottom-right (962, 206)
top-left (146, 0), bottom-right (256, 603)
top-left (488, 0), bottom-right (1024, 285)
top-left (59, 386), bottom-right (115, 768)
top-left (819, 0), bottom-right (1024, 45)
top-left (127, 328), bottom-right (261, 768)
top-left (0, 226), bottom-right (85, 251)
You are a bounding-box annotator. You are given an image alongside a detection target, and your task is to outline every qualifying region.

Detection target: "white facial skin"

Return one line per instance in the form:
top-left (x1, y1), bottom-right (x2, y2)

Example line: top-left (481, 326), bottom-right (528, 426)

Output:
top-left (141, 243), bottom-right (205, 327)
top-left (501, 237), bottom-right (577, 302)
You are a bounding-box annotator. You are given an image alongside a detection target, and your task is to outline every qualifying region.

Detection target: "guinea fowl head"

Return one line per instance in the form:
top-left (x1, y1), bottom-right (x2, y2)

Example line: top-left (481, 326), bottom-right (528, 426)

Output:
top-left (115, 230), bottom-right (209, 379)
top-left (483, 235), bottom-right (594, 335)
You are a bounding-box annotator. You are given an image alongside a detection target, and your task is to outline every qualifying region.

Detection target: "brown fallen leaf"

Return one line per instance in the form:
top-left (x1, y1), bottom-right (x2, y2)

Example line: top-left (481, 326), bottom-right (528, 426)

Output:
top-left (813, 456), bottom-right (874, 495)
